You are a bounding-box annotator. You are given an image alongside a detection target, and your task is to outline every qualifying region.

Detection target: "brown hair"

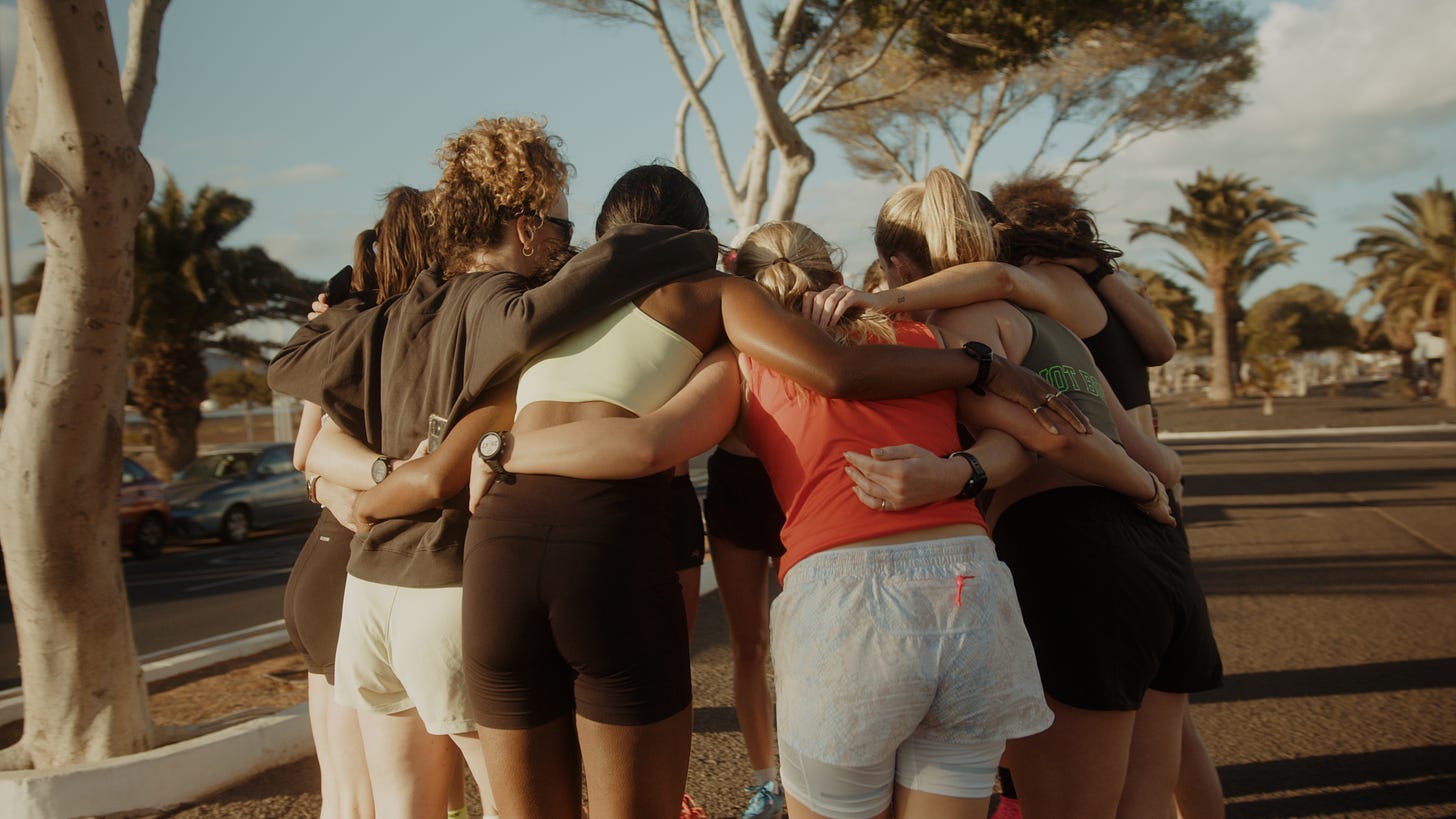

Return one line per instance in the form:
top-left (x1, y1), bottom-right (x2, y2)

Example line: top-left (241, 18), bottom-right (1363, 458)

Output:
top-left (350, 228), bottom-right (378, 293)
top-left (430, 116), bottom-right (572, 274)
top-left (989, 173), bottom-right (1122, 269)
top-left (374, 186), bottom-right (437, 298)
top-left (737, 221), bottom-right (895, 348)
top-left (873, 167), bottom-right (998, 280)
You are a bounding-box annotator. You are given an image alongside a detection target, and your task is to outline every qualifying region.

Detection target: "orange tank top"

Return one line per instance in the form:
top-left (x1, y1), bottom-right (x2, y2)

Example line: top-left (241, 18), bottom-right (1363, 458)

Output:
top-left (740, 320), bottom-right (988, 582)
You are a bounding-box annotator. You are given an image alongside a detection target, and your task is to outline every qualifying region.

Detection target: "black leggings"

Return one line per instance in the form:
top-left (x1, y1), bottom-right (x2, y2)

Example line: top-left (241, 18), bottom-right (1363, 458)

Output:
top-left (463, 473), bottom-right (691, 729)
top-left (993, 486), bottom-right (1222, 711)
top-left (282, 510), bottom-right (352, 682)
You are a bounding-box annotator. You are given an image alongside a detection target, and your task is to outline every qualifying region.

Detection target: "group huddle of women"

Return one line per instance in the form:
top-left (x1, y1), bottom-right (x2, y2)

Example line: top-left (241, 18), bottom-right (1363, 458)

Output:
top-left (269, 114), bottom-right (1223, 819)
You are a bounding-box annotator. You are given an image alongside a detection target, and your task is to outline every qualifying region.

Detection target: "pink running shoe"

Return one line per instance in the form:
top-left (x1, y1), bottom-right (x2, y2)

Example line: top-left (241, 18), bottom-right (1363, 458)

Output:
top-left (680, 794), bottom-right (708, 819)
top-left (988, 793), bottom-right (1023, 819)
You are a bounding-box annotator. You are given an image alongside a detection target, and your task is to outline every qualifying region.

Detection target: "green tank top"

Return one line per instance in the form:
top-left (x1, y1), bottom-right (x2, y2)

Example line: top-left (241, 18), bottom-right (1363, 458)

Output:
top-left (1013, 306), bottom-right (1120, 444)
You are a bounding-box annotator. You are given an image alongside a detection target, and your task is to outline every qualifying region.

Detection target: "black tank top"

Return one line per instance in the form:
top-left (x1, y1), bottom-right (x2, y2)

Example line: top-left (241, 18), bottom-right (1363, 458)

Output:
top-left (1080, 304), bottom-right (1152, 410)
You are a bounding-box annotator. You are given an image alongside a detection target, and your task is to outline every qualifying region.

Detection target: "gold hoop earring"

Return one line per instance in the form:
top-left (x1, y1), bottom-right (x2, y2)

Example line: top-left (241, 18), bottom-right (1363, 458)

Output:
top-left (522, 245), bottom-right (534, 257)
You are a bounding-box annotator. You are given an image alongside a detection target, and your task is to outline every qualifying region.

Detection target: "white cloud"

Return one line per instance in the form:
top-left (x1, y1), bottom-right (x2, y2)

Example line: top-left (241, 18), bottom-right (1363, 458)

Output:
top-left (1080, 0), bottom-right (1456, 308)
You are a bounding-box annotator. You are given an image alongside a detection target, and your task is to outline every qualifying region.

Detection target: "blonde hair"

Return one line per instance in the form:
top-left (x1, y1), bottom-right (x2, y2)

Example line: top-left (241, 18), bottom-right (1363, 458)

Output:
top-left (430, 116), bottom-right (573, 274)
top-left (874, 167), bottom-right (998, 280)
top-left (736, 221), bottom-right (896, 348)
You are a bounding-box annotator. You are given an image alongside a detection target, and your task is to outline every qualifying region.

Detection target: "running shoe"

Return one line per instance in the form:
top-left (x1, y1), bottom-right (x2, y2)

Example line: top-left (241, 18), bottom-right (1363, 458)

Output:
top-left (987, 793), bottom-right (1023, 819)
top-left (680, 793), bottom-right (708, 819)
top-left (740, 780), bottom-right (785, 819)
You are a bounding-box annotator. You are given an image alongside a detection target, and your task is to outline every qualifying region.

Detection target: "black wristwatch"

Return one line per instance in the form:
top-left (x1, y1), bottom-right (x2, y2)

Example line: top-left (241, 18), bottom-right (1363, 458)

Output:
top-left (1083, 260), bottom-right (1114, 288)
top-left (476, 431), bottom-right (515, 485)
top-left (370, 456), bottom-right (393, 484)
top-left (946, 451), bottom-right (988, 499)
top-left (961, 341), bottom-right (994, 396)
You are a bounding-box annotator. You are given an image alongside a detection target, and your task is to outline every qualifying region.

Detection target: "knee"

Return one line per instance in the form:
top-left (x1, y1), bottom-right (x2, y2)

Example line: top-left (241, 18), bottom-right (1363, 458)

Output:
top-left (730, 628), bottom-right (770, 668)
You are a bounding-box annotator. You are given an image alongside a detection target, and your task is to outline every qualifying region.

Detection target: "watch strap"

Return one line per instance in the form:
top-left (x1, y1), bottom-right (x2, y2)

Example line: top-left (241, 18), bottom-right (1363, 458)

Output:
top-left (946, 451), bottom-right (988, 500)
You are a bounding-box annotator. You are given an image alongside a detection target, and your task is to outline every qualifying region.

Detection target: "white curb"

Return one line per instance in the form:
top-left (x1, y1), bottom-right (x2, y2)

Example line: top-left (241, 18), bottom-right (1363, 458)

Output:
top-left (0, 703), bottom-right (312, 819)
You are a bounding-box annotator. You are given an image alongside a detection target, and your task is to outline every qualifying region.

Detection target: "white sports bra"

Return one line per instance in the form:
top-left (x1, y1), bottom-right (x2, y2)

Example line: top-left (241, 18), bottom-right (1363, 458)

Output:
top-left (514, 301), bottom-right (703, 418)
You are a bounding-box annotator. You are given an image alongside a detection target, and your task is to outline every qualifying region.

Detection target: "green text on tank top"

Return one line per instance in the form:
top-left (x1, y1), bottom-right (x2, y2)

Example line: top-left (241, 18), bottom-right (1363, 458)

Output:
top-left (1010, 305), bottom-right (1121, 445)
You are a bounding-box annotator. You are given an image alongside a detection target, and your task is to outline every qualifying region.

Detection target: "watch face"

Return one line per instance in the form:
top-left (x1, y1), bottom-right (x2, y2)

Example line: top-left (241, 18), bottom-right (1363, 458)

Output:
top-left (477, 432), bottom-right (503, 460)
top-left (371, 457), bottom-right (390, 484)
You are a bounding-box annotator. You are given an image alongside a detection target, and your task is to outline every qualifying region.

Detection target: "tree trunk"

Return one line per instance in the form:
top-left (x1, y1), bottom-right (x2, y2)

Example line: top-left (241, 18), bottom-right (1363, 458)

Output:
top-left (1205, 270), bottom-right (1234, 404)
top-left (144, 405), bottom-right (201, 479)
top-left (130, 342), bottom-right (207, 477)
top-left (0, 0), bottom-right (157, 769)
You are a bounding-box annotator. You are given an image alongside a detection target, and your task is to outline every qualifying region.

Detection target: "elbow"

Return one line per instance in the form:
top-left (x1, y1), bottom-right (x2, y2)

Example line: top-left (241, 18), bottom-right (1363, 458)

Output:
top-left (991, 266), bottom-right (1018, 301)
top-left (1143, 339), bottom-right (1177, 367)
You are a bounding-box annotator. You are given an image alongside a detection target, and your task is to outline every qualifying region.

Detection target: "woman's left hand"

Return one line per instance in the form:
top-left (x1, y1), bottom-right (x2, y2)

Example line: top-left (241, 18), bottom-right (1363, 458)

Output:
top-left (803, 284), bottom-right (874, 328)
top-left (468, 455), bottom-right (496, 514)
top-left (842, 444), bottom-right (964, 512)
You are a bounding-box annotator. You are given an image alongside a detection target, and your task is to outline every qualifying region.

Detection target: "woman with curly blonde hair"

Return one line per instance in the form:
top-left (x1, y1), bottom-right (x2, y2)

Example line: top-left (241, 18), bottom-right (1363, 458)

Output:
top-left (272, 116), bottom-right (730, 818)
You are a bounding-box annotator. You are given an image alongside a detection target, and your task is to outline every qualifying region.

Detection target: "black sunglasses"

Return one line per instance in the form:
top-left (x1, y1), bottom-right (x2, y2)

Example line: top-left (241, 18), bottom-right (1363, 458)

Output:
top-left (544, 216), bottom-right (574, 244)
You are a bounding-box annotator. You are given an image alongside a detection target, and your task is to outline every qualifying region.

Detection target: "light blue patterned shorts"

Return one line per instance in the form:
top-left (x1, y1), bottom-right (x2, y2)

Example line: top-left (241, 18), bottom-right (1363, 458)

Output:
top-left (771, 537), bottom-right (1052, 773)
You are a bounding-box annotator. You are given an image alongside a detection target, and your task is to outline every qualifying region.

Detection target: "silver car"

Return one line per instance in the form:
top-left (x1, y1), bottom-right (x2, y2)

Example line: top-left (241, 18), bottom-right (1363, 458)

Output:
top-left (166, 442), bottom-right (315, 542)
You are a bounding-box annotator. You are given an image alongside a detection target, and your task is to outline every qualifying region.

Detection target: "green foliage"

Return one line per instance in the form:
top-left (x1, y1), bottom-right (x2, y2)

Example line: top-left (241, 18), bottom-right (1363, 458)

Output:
top-left (1243, 283), bottom-right (1356, 355)
top-left (1123, 263), bottom-right (1206, 349)
top-left (129, 177), bottom-right (318, 472)
top-left (859, 0), bottom-right (1182, 71)
top-left (206, 367), bottom-right (272, 408)
top-left (1129, 168), bottom-right (1311, 401)
top-left (1341, 179), bottom-right (1455, 344)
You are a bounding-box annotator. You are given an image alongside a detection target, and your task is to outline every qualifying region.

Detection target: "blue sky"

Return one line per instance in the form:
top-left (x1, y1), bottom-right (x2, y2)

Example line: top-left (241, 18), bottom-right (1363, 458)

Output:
top-left (2, 0), bottom-right (1453, 336)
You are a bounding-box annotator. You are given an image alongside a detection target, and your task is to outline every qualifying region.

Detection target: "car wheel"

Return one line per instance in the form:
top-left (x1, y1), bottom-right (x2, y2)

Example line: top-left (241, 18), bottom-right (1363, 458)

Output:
top-left (220, 505), bottom-right (251, 543)
top-left (131, 513), bottom-right (167, 559)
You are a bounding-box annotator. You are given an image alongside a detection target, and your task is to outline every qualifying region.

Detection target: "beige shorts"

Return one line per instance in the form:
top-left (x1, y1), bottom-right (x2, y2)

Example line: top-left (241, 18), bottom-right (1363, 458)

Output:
top-left (333, 575), bottom-right (475, 735)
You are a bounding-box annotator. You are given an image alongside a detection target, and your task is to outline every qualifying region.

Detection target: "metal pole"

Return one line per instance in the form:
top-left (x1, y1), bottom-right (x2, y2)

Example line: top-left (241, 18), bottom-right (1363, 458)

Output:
top-left (0, 50), bottom-right (18, 409)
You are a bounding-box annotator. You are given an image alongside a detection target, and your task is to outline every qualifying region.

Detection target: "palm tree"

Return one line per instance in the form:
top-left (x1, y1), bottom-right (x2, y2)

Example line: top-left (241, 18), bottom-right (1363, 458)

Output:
top-left (1129, 169), bottom-right (1312, 404)
top-left (130, 178), bottom-right (314, 476)
top-left (1340, 179), bottom-right (1456, 407)
top-left (1122, 263), bottom-right (1206, 350)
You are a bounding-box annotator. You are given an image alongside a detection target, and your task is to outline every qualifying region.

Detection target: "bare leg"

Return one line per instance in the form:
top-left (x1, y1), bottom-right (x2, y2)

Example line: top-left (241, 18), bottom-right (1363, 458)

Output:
top-left (678, 566), bottom-right (702, 639)
top-left (354, 709), bottom-right (457, 817)
top-left (1173, 708), bottom-right (1225, 819)
top-left (480, 714), bottom-right (582, 819)
top-left (1003, 697), bottom-right (1137, 819)
top-left (577, 706), bottom-right (693, 819)
top-left (710, 535), bottom-right (777, 772)
top-left (1118, 690), bottom-right (1185, 818)
top-left (308, 675), bottom-right (373, 819)
top-left (449, 732), bottom-right (496, 817)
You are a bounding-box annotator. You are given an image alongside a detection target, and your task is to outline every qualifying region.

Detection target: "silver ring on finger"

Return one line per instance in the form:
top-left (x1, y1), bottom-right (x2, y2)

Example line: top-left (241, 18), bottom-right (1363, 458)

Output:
top-left (1044, 392), bottom-right (1059, 404)
top-left (1031, 405), bottom-right (1044, 414)
top-left (880, 498), bottom-right (887, 511)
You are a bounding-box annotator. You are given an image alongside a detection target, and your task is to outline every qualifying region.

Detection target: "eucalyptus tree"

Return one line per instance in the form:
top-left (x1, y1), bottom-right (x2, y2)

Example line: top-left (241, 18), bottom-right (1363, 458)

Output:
top-left (823, 1), bottom-right (1256, 185)
top-left (537, 0), bottom-right (1188, 226)
top-left (1129, 169), bottom-right (1312, 404)
top-left (0, 0), bottom-right (174, 771)
top-left (1341, 180), bottom-right (1456, 406)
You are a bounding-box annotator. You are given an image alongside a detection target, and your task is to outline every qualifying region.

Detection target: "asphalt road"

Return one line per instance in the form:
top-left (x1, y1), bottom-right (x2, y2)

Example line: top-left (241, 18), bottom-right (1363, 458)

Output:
top-left (7, 426), bottom-right (1455, 818)
top-left (0, 526), bottom-right (307, 690)
top-left (682, 426), bottom-right (1456, 817)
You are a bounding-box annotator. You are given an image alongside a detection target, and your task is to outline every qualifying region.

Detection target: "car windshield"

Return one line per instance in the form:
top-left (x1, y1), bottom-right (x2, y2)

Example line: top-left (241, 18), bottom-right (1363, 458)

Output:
top-left (175, 452), bottom-right (256, 481)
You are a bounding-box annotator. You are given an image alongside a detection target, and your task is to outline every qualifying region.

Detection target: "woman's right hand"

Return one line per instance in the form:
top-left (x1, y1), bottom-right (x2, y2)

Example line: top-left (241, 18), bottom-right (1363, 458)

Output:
top-left (1134, 472), bottom-right (1176, 526)
top-left (802, 284), bottom-right (877, 328)
top-left (306, 292), bottom-right (330, 321)
top-left (982, 355), bottom-right (1091, 435)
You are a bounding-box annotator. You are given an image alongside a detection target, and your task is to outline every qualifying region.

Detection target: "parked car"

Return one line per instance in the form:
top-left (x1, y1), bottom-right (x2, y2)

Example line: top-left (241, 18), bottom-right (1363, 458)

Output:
top-left (166, 442), bottom-right (314, 543)
top-left (121, 456), bottom-right (171, 559)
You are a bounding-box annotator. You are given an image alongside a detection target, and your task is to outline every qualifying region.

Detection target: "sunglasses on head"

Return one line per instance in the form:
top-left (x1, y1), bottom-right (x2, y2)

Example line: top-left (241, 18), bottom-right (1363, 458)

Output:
top-left (544, 215), bottom-right (574, 244)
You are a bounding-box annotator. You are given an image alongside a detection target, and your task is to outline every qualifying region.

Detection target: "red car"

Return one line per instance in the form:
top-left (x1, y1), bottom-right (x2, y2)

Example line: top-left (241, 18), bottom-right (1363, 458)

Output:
top-left (121, 456), bottom-right (171, 559)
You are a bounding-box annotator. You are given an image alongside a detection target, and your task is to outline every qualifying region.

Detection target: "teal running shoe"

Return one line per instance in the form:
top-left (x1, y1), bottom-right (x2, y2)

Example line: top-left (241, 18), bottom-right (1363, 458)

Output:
top-left (740, 780), bottom-right (785, 819)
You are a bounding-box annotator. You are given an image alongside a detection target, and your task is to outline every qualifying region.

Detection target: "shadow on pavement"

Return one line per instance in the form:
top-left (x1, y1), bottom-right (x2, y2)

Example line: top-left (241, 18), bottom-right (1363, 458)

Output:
top-left (1195, 657), bottom-right (1456, 703)
top-left (1221, 745), bottom-right (1456, 818)
top-left (1191, 552), bottom-right (1456, 596)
